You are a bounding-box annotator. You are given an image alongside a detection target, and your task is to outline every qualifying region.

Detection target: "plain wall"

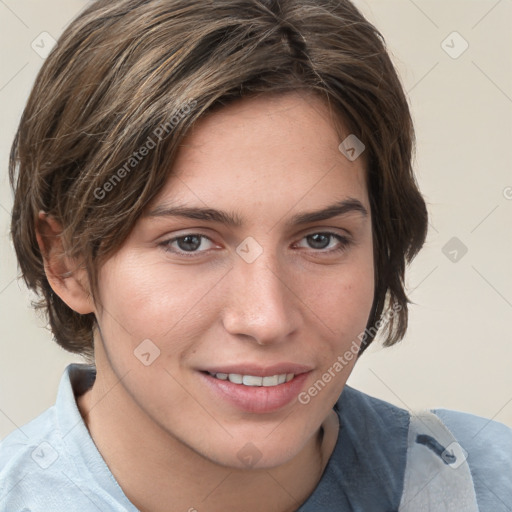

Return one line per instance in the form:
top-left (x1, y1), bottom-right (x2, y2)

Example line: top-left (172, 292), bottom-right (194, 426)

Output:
top-left (1, 0), bottom-right (511, 440)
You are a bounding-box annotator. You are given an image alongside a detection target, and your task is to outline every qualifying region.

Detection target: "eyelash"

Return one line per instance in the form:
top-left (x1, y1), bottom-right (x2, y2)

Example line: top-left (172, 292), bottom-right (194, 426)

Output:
top-left (159, 232), bottom-right (352, 258)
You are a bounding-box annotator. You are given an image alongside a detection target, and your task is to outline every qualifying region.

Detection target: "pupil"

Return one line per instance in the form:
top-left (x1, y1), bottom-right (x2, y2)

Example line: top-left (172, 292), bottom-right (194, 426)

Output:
top-left (308, 233), bottom-right (329, 249)
top-left (178, 235), bottom-right (201, 251)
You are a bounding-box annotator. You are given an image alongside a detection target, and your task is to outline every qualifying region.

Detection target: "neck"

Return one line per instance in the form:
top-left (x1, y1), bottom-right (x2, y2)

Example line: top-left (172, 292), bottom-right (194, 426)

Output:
top-left (77, 360), bottom-right (339, 512)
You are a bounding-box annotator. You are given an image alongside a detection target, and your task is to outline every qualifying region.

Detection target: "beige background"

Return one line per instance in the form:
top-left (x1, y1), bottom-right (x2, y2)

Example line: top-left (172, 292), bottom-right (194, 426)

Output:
top-left (1, 0), bottom-right (511, 440)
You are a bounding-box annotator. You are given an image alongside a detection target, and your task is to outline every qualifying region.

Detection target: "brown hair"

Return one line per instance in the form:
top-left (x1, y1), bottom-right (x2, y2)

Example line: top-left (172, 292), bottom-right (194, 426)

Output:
top-left (9, 0), bottom-right (428, 359)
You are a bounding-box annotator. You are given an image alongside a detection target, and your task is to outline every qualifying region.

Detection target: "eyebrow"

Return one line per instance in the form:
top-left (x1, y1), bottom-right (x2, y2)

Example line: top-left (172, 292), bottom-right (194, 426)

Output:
top-left (288, 198), bottom-right (368, 225)
top-left (146, 198), bottom-right (368, 227)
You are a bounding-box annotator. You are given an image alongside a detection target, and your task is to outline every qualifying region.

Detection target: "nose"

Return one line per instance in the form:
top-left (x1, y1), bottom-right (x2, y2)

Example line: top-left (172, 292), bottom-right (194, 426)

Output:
top-left (221, 250), bottom-right (301, 346)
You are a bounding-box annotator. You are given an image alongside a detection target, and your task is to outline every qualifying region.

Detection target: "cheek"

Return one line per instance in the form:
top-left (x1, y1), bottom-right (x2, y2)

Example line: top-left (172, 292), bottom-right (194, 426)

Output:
top-left (301, 256), bottom-right (375, 341)
top-left (95, 256), bottom-right (223, 349)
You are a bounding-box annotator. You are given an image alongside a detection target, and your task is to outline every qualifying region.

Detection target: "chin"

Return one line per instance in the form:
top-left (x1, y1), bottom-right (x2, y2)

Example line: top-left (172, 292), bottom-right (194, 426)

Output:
top-left (196, 430), bottom-right (310, 471)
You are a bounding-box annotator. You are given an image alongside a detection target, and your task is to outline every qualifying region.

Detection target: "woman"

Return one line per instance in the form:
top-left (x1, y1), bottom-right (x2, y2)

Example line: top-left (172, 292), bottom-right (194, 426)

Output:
top-left (1, 0), bottom-right (511, 510)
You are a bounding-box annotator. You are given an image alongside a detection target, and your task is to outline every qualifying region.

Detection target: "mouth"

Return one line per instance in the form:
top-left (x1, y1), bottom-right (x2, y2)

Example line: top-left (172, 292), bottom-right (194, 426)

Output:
top-left (206, 372), bottom-right (295, 387)
top-left (199, 364), bottom-right (312, 413)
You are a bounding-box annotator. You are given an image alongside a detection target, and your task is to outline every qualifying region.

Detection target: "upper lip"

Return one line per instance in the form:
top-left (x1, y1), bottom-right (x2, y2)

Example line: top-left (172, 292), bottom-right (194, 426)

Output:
top-left (201, 363), bottom-right (313, 377)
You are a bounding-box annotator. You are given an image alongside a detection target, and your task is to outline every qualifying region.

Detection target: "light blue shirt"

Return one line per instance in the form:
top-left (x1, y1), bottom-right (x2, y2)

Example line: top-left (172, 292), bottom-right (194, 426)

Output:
top-left (1, 364), bottom-right (511, 511)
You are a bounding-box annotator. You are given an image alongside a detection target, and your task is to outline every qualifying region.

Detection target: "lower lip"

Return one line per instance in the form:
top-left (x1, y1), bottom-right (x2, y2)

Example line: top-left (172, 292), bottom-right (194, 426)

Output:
top-left (200, 372), bottom-right (310, 413)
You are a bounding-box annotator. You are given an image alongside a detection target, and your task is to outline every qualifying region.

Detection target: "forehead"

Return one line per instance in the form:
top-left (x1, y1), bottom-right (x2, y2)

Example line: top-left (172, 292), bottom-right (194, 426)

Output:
top-left (149, 92), bottom-right (369, 221)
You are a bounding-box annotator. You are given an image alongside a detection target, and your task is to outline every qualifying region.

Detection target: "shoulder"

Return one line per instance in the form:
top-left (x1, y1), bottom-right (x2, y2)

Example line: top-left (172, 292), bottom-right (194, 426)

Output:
top-left (334, 388), bottom-right (512, 510)
top-left (327, 386), bottom-right (410, 509)
top-left (0, 365), bottom-right (85, 486)
top-left (0, 408), bottom-right (111, 512)
top-left (335, 384), bottom-right (411, 474)
top-left (431, 408), bottom-right (512, 510)
top-left (0, 364), bottom-right (136, 512)
top-left (432, 407), bottom-right (512, 453)
top-left (432, 407), bottom-right (512, 458)
top-left (0, 406), bottom-right (73, 510)
top-left (0, 404), bottom-right (60, 471)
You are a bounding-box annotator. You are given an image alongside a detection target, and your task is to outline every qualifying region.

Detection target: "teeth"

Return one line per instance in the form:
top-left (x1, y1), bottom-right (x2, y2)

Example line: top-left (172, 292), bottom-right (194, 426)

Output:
top-left (243, 375), bottom-right (262, 386)
top-left (228, 373), bottom-right (243, 384)
top-left (262, 375), bottom-right (279, 387)
top-left (210, 372), bottom-right (294, 387)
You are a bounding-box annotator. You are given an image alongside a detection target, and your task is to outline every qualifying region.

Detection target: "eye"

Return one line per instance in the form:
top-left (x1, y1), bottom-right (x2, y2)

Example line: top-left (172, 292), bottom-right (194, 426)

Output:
top-left (296, 232), bottom-right (351, 253)
top-left (160, 234), bottom-right (216, 256)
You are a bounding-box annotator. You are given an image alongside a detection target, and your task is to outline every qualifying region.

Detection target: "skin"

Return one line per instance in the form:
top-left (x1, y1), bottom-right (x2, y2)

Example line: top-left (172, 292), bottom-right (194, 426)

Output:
top-left (40, 92), bottom-right (375, 512)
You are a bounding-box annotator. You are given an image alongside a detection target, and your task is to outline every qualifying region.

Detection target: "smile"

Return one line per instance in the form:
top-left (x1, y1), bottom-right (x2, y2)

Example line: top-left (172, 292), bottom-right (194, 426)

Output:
top-left (201, 369), bottom-right (311, 413)
top-left (208, 372), bottom-right (295, 387)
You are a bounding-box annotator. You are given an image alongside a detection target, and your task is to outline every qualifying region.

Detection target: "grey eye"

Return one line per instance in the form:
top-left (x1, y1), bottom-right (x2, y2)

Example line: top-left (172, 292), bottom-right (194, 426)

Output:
top-left (176, 235), bottom-right (203, 251)
top-left (306, 233), bottom-right (332, 249)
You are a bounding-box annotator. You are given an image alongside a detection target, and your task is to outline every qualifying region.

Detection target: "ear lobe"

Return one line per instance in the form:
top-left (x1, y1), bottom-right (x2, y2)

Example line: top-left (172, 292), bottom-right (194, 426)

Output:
top-left (36, 211), bottom-right (95, 315)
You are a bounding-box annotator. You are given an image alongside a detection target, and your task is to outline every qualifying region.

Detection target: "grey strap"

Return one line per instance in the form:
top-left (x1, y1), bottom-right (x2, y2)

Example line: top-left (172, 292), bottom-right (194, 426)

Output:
top-left (399, 410), bottom-right (479, 511)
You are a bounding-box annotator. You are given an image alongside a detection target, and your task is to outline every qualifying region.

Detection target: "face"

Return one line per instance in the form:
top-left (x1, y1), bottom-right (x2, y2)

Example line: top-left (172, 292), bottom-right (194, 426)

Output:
top-left (93, 92), bottom-right (374, 469)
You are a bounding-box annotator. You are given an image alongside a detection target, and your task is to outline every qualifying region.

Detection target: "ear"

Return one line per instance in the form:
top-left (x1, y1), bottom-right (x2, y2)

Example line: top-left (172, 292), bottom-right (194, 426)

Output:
top-left (35, 211), bottom-right (95, 315)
